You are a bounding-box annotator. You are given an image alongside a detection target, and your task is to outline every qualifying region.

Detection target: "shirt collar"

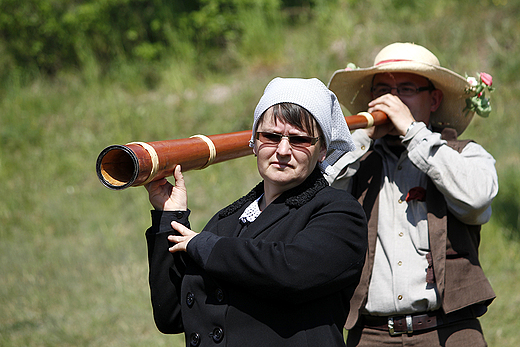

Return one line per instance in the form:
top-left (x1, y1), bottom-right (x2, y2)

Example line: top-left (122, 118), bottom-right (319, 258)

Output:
top-left (239, 194), bottom-right (263, 224)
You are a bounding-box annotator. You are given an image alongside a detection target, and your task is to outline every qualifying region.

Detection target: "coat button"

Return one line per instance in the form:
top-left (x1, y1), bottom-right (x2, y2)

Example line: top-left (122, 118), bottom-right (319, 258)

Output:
top-left (186, 292), bottom-right (195, 307)
top-left (173, 211), bottom-right (184, 219)
top-left (215, 288), bottom-right (224, 302)
top-left (189, 332), bottom-right (200, 346)
top-left (210, 327), bottom-right (224, 343)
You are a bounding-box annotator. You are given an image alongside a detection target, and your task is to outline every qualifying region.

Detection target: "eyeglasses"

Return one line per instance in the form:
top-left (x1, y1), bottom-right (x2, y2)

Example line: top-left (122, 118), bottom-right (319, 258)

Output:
top-left (255, 132), bottom-right (320, 148)
top-left (371, 84), bottom-right (434, 98)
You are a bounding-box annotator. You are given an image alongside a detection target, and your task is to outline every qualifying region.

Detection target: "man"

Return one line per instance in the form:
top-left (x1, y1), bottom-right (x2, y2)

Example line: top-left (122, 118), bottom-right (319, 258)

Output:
top-left (326, 42), bottom-right (498, 346)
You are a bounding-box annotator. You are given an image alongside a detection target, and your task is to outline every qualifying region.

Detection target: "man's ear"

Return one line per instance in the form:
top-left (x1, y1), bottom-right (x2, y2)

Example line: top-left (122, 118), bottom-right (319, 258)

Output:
top-left (430, 89), bottom-right (443, 112)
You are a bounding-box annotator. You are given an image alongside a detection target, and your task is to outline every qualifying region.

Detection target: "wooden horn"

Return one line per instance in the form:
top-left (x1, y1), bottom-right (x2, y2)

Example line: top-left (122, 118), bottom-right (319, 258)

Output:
top-left (96, 111), bottom-right (387, 190)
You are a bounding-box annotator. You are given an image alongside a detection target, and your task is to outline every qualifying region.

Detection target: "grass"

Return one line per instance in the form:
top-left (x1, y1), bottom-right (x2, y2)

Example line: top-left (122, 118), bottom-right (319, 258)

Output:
top-left (1, 1), bottom-right (520, 346)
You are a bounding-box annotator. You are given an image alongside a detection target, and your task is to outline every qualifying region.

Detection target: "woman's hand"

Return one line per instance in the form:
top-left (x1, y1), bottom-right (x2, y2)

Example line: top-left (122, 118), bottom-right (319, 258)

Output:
top-left (168, 221), bottom-right (198, 253)
top-left (145, 165), bottom-right (188, 211)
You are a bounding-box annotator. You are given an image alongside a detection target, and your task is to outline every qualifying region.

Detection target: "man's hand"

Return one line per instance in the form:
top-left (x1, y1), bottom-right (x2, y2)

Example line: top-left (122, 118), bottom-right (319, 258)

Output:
top-left (365, 94), bottom-right (416, 139)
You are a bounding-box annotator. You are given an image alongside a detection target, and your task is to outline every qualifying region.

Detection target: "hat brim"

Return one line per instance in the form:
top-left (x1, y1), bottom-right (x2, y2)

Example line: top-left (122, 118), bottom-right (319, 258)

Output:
top-left (328, 61), bottom-right (474, 134)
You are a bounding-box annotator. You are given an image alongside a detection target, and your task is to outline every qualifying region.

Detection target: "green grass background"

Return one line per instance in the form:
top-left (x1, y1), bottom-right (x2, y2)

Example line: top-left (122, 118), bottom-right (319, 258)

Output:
top-left (2, 1), bottom-right (520, 346)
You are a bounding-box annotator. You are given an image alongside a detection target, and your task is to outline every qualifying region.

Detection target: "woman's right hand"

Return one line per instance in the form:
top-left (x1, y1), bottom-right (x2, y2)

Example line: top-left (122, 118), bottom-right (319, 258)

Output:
top-left (145, 165), bottom-right (188, 211)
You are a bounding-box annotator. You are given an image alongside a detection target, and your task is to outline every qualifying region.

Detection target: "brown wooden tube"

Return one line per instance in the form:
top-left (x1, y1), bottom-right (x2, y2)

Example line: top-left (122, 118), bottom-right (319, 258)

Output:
top-left (96, 111), bottom-right (387, 190)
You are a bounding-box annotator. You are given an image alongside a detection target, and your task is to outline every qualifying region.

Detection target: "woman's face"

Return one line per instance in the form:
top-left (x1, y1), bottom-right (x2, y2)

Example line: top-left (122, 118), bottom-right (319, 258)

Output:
top-left (254, 108), bottom-right (327, 197)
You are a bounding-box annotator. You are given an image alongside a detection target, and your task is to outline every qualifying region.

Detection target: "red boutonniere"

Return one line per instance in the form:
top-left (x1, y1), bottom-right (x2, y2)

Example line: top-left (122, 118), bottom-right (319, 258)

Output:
top-left (406, 187), bottom-right (426, 202)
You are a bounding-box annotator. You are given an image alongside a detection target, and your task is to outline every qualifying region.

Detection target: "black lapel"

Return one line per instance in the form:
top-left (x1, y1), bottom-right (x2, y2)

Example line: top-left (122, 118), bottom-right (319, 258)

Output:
top-left (236, 199), bottom-right (290, 239)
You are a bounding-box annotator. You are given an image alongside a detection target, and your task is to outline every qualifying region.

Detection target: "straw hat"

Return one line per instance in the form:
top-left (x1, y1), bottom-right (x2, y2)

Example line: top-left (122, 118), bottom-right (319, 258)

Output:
top-left (328, 42), bottom-right (474, 134)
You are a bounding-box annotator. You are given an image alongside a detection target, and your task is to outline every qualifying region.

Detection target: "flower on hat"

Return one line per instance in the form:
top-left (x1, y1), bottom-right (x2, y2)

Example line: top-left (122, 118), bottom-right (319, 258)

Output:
top-left (480, 72), bottom-right (493, 86)
top-left (467, 77), bottom-right (478, 87)
top-left (464, 72), bottom-right (495, 118)
top-left (345, 63), bottom-right (358, 71)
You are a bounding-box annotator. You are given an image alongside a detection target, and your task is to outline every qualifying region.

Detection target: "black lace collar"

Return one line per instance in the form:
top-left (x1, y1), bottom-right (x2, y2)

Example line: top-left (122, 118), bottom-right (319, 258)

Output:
top-left (218, 167), bottom-right (328, 219)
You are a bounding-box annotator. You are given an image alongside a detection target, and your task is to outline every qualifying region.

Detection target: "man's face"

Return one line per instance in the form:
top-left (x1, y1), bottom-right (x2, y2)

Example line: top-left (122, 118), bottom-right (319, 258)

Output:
top-left (372, 72), bottom-right (443, 125)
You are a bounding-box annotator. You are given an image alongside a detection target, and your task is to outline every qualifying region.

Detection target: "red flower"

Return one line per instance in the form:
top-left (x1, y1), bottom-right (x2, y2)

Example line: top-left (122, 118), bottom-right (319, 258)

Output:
top-left (480, 72), bottom-right (493, 86)
top-left (406, 187), bottom-right (426, 202)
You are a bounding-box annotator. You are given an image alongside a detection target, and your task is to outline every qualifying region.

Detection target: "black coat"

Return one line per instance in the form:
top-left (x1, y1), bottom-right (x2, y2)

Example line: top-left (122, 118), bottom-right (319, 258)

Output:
top-left (146, 168), bottom-right (368, 347)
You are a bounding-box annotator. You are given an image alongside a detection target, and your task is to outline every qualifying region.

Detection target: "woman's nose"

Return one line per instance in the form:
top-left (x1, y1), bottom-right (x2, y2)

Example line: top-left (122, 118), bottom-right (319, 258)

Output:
top-left (276, 137), bottom-right (292, 155)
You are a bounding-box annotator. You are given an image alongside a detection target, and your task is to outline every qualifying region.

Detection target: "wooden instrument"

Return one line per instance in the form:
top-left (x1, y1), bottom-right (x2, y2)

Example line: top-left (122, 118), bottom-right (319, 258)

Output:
top-left (96, 111), bottom-right (388, 190)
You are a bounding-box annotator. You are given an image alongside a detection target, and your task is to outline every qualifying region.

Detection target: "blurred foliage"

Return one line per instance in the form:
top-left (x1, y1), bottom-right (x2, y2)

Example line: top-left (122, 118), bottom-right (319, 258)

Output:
top-left (0, 0), bottom-right (285, 78)
top-left (493, 166), bottom-right (520, 239)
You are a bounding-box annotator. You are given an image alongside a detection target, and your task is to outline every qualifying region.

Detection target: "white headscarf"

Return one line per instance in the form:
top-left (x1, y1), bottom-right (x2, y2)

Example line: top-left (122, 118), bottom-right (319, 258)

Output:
top-left (250, 77), bottom-right (355, 175)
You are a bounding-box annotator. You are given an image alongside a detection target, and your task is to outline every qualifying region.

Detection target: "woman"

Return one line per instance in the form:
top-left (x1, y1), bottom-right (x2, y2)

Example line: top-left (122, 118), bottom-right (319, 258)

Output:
top-left (144, 77), bottom-right (368, 347)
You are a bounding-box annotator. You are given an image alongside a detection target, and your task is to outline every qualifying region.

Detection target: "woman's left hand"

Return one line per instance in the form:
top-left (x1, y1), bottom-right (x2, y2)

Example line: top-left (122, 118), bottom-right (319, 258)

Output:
top-left (168, 221), bottom-right (198, 253)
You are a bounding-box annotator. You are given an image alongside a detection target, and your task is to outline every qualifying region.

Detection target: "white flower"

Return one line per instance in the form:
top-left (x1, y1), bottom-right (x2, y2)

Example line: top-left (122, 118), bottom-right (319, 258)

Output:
top-left (467, 77), bottom-right (478, 87)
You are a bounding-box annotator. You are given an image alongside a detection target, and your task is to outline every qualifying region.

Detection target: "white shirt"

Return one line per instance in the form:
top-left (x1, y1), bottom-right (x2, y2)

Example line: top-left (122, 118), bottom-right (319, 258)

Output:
top-left (326, 122), bottom-right (498, 315)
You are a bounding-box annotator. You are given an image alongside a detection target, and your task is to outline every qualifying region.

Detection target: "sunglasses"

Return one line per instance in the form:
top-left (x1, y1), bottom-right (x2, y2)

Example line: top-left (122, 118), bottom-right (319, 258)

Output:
top-left (255, 132), bottom-right (320, 148)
